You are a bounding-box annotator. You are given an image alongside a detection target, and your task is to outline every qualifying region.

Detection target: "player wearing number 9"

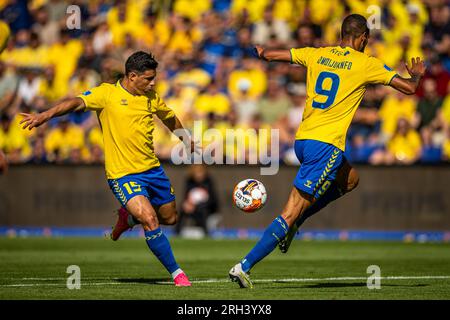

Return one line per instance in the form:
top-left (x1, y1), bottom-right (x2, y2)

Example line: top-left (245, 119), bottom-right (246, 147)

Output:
top-left (229, 13), bottom-right (426, 288)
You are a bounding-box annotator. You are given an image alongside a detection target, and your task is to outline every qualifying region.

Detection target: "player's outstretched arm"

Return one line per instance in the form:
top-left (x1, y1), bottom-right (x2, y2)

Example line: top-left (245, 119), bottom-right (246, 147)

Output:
top-left (254, 45), bottom-right (291, 63)
top-left (19, 97), bottom-right (85, 130)
top-left (389, 57), bottom-right (426, 95)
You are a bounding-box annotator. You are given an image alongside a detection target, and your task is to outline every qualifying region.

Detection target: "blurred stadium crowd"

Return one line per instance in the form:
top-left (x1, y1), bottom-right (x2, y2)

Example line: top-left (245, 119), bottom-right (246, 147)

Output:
top-left (0, 0), bottom-right (449, 166)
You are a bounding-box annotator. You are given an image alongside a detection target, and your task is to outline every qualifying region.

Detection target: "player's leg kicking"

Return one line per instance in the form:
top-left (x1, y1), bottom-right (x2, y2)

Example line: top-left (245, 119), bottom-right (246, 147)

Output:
top-left (279, 162), bottom-right (359, 253)
top-left (125, 196), bottom-right (191, 286)
top-left (111, 201), bottom-right (178, 241)
top-left (229, 140), bottom-right (353, 288)
top-left (108, 166), bottom-right (191, 287)
top-left (111, 175), bottom-right (181, 241)
top-left (229, 187), bottom-right (314, 288)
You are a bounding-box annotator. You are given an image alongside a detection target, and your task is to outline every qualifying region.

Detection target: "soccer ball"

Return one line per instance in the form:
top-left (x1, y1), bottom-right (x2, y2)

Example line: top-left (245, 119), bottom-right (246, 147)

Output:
top-left (233, 179), bottom-right (267, 212)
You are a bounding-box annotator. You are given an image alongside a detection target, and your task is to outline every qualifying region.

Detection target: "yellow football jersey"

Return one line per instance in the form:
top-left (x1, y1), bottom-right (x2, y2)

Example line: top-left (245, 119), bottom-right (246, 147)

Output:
top-left (78, 81), bottom-right (175, 179)
top-left (291, 46), bottom-right (398, 151)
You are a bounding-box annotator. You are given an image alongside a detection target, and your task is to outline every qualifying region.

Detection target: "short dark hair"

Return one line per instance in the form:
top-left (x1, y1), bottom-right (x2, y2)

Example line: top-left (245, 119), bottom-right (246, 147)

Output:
top-left (341, 14), bottom-right (369, 39)
top-left (125, 51), bottom-right (158, 75)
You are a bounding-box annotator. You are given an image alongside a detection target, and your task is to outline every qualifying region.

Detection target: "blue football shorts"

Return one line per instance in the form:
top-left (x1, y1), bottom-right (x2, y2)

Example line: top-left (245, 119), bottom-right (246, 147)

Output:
top-left (293, 139), bottom-right (346, 199)
top-left (108, 165), bottom-right (175, 207)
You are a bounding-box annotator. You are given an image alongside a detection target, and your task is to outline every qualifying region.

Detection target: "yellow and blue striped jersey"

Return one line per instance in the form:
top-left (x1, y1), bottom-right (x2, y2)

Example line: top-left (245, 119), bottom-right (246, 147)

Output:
top-left (78, 81), bottom-right (175, 179)
top-left (291, 46), bottom-right (397, 151)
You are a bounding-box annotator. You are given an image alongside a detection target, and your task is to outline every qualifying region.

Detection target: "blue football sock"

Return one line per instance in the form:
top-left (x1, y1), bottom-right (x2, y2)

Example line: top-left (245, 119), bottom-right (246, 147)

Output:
top-left (241, 216), bottom-right (288, 272)
top-left (296, 182), bottom-right (344, 228)
top-left (144, 228), bottom-right (180, 275)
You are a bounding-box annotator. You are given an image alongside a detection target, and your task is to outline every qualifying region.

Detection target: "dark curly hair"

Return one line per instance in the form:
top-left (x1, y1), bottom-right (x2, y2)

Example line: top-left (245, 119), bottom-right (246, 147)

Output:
top-left (125, 51), bottom-right (158, 75)
top-left (341, 14), bottom-right (369, 39)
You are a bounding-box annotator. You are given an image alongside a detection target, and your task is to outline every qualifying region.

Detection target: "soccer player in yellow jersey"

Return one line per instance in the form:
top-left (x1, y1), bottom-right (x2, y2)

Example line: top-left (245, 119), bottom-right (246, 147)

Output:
top-left (229, 14), bottom-right (426, 288)
top-left (20, 51), bottom-right (196, 287)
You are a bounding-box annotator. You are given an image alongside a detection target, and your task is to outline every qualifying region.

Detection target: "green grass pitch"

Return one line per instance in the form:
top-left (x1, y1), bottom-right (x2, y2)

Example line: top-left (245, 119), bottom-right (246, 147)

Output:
top-left (0, 237), bottom-right (449, 300)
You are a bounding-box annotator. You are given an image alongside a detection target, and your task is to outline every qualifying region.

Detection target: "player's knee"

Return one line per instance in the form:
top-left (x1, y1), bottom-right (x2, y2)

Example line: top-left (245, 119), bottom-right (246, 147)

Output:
top-left (141, 216), bottom-right (159, 229)
top-left (163, 213), bottom-right (178, 225)
top-left (136, 209), bottom-right (159, 229)
top-left (347, 171), bottom-right (360, 192)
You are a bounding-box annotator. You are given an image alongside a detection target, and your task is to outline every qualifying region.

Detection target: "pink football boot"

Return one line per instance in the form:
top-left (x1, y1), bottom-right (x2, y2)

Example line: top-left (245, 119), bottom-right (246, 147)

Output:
top-left (174, 272), bottom-right (192, 287)
top-left (110, 207), bottom-right (132, 241)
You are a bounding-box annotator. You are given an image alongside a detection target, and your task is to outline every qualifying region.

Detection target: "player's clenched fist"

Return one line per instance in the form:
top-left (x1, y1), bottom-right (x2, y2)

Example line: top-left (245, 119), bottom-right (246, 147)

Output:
top-left (19, 112), bottom-right (50, 130)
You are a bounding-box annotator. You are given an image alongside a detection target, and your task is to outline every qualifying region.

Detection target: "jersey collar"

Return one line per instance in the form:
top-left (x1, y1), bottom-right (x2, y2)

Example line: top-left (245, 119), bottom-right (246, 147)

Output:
top-left (117, 80), bottom-right (138, 97)
top-left (338, 45), bottom-right (354, 51)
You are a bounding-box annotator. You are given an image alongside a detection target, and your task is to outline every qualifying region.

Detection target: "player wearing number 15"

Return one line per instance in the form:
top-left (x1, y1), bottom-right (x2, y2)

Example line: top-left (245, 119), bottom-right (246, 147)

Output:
top-left (229, 14), bottom-right (426, 288)
top-left (20, 51), bottom-right (198, 287)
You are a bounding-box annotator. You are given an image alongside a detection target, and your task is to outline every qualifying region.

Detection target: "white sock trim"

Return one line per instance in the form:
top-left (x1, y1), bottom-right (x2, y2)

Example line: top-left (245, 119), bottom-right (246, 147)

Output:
top-left (171, 268), bottom-right (183, 279)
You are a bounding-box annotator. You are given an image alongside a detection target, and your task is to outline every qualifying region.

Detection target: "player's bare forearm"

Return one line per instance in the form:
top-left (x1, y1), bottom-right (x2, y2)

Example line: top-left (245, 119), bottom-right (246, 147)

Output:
top-left (162, 115), bottom-right (201, 154)
top-left (163, 115), bottom-right (190, 143)
top-left (47, 97), bottom-right (85, 118)
top-left (390, 75), bottom-right (422, 95)
top-left (389, 57), bottom-right (426, 95)
top-left (162, 115), bottom-right (182, 132)
top-left (20, 97), bottom-right (85, 130)
top-left (255, 45), bottom-right (291, 62)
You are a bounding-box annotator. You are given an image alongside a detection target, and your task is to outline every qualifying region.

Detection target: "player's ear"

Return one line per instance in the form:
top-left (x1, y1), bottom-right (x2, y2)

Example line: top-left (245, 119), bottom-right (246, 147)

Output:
top-left (360, 31), bottom-right (367, 43)
top-left (128, 71), bottom-right (138, 82)
top-left (359, 31), bottom-right (369, 51)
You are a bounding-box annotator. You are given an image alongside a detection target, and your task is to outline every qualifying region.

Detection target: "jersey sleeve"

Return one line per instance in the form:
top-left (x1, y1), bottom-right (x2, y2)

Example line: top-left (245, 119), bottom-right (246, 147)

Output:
top-left (152, 92), bottom-right (175, 120)
top-left (365, 57), bottom-right (398, 85)
top-left (77, 84), bottom-right (109, 111)
top-left (290, 47), bottom-right (317, 67)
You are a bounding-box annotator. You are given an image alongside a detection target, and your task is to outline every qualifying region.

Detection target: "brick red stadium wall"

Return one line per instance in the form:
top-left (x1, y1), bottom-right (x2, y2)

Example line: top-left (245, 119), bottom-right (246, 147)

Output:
top-left (0, 165), bottom-right (449, 230)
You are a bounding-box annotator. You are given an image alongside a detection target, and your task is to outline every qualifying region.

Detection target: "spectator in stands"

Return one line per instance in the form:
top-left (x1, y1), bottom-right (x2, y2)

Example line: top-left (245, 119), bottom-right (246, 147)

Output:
top-left (420, 126), bottom-right (442, 163)
top-left (424, 3), bottom-right (450, 59)
top-left (44, 117), bottom-right (85, 163)
top-left (28, 137), bottom-right (49, 164)
top-left (257, 79), bottom-right (292, 125)
top-left (17, 68), bottom-right (41, 106)
top-left (295, 24), bottom-right (318, 48)
top-left (0, 113), bottom-right (30, 163)
top-left (417, 55), bottom-right (450, 98)
top-left (31, 6), bottom-right (60, 46)
top-left (252, 5), bottom-right (290, 45)
top-left (194, 80), bottom-right (231, 118)
top-left (416, 78), bottom-right (443, 132)
top-left (0, 0), bottom-right (448, 166)
top-left (176, 164), bottom-right (219, 237)
top-left (376, 118), bottom-right (422, 165)
top-left (349, 133), bottom-right (383, 164)
top-left (378, 89), bottom-right (417, 140)
top-left (0, 61), bottom-right (19, 112)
